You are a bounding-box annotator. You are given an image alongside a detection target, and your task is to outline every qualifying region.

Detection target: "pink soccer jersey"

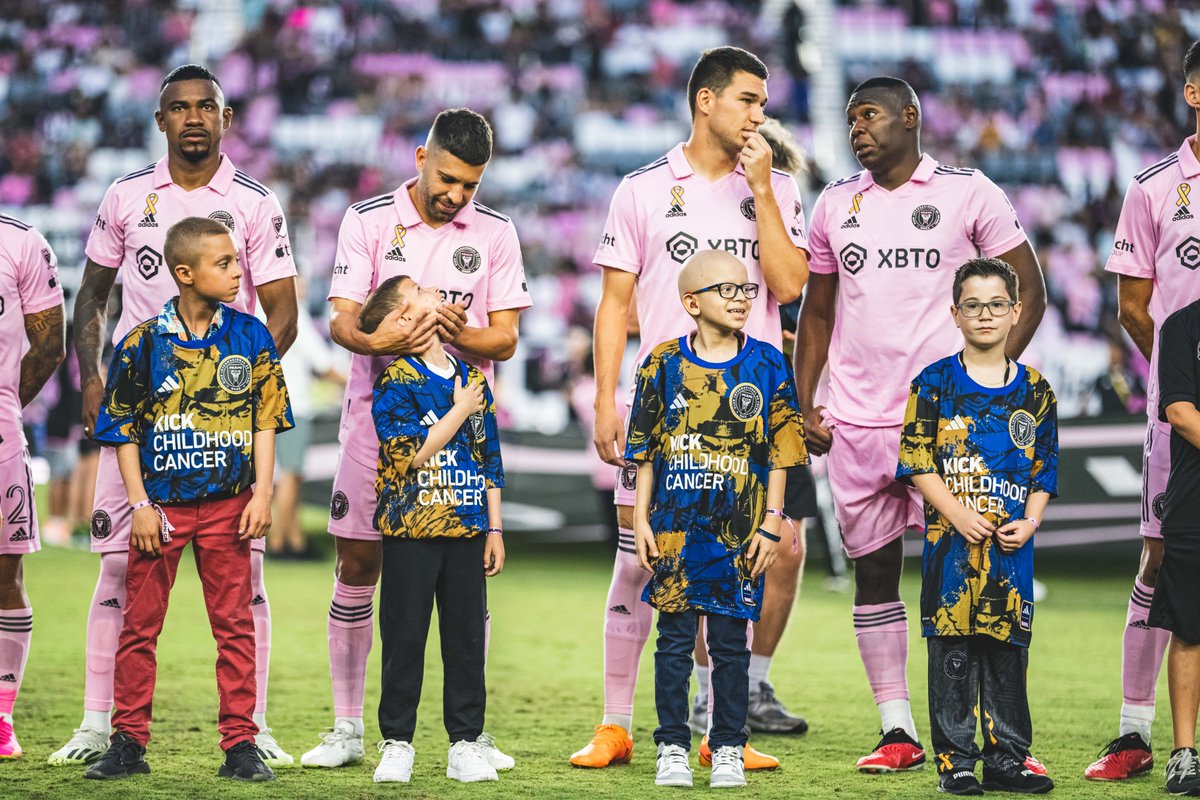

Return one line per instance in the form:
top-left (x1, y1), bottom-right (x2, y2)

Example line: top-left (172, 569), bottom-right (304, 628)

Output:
top-left (0, 215), bottom-right (63, 460)
top-left (84, 155), bottom-right (297, 343)
top-left (807, 154), bottom-right (1027, 427)
top-left (1105, 137), bottom-right (1200, 417)
top-left (593, 143), bottom-right (808, 373)
top-left (329, 179), bottom-right (532, 467)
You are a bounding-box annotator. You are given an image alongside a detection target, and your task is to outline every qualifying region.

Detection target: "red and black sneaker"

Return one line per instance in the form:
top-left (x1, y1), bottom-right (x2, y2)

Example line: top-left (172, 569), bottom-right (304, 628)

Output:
top-left (1024, 753), bottom-right (1048, 776)
top-left (1084, 732), bottom-right (1153, 781)
top-left (856, 728), bottom-right (926, 773)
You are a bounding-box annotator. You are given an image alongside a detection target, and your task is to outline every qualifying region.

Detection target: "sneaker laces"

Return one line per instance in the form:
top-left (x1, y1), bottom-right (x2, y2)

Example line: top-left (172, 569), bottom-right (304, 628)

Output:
top-left (660, 744), bottom-right (689, 769)
top-left (1172, 748), bottom-right (1200, 778)
top-left (1096, 732), bottom-right (1145, 758)
top-left (477, 731), bottom-right (498, 748)
top-left (712, 745), bottom-right (741, 768)
top-left (317, 725), bottom-right (358, 745)
top-left (994, 752), bottom-right (1028, 775)
top-left (226, 739), bottom-right (264, 770)
top-left (378, 739), bottom-right (413, 758)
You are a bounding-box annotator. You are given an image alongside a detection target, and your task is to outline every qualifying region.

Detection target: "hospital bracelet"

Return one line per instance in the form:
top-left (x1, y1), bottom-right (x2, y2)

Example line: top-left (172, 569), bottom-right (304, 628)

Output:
top-left (487, 527), bottom-right (503, 536)
top-left (1022, 517), bottom-right (1041, 530)
top-left (129, 499), bottom-right (175, 543)
top-left (756, 528), bottom-right (781, 542)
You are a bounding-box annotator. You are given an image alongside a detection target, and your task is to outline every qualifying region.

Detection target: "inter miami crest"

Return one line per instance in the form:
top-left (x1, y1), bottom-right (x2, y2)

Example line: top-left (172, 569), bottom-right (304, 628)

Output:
top-left (91, 510), bottom-right (112, 541)
top-left (943, 650), bottom-right (968, 680)
top-left (911, 204), bottom-right (941, 231)
top-left (208, 210), bottom-right (235, 232)
top-left (330, 491), bottom-right (349, 520)
top-left (740, 197), bottom-right (756, 221)
top-left (470, 410), bottom-right (486, 442)
top-left (620, 462), bottom-right (638, 491)
top-left (217, 355), bottom-right (252, 394)
top-left (1153, 492), bottom-right (1167, 521)
top-left (1008, 409), bottom-right (1036, 448)
top-left (729, 383), bottom-right (763, 421)
top-left (453, 245), bottom-right (481, 274)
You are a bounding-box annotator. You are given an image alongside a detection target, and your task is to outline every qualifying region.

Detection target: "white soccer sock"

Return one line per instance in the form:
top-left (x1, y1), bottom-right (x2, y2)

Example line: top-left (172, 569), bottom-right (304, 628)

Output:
top-left (694, 662), bottom-right (710, 703)
top-left (748, 654), bottom-right (772, 688)
top-left (1119, 702), bottom-right (1154, 743)
top-left (601, 713), bottom-right (633, 731)
top-left (253, 712), bottom-right (268, 731)
top-left (335, 715), bottom-right (364, 736)
top-left (879, 698), bottom-right (918, 741)
top-left (82, 709), bottom-right (111, 734)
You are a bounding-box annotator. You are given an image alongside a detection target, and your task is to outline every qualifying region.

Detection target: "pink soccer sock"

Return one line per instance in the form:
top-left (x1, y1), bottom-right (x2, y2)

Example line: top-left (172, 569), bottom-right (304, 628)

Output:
top-left (328, 579), bottom-right (375, 719)
top-left (853, 602), bottom-right (910, 704)
top-left (0, 607), bottom-right (32, 715)
top-left (1122, 578), bottom-right (1170, 710)
top-left (250, 550), bottom-right (271, 717)
top-left (603, 538), bottom-right (653, 720)
top-left (84, 553), bottom-right (126, 713)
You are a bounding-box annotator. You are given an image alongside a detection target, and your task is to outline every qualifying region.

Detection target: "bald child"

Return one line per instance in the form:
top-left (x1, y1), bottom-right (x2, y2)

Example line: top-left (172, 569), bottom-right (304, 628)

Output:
top-left (625, 250), bottom-right (808, 788)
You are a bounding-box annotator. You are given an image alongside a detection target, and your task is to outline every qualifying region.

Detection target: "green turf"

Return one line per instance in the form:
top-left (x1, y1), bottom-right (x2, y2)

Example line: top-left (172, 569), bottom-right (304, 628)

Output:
top-left (2, 539), bottom-right (1167, 799)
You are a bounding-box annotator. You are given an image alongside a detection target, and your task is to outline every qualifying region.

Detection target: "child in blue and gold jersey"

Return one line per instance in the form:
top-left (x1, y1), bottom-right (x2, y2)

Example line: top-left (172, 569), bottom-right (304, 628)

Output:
top-left (358, 275), bottom-right (505, 785)
top-left (896, 258), bottom-right (1057, 796)
top-left (626, 250), bottom-right (807, 789)
top-left (89, 217), bottom-right (291, 783)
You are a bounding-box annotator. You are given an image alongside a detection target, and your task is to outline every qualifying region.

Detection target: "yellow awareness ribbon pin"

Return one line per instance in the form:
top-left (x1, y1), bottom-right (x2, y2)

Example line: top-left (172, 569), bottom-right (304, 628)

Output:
top-left (1179, 183), bottom-right (1191, 207)
top-left (849, 192), bottom-right (862, 214)
top-left (143, 193), bottom-right (158, 217)
top-left (670, 185), bottom-right (685, 207)
top-left (392, 224), bottom-right (406, 248)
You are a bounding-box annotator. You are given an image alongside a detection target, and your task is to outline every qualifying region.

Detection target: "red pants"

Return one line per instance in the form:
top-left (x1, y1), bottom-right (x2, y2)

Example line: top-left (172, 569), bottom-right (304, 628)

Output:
top-left (111, 492), bottom-right (256, 751)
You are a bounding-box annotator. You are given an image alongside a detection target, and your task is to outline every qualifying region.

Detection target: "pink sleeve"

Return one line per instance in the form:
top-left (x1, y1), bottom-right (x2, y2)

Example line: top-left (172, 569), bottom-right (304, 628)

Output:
top-left (18, 227), bottom-right (64, 315)
top-left (327, 208), bottom-right (375, 304)
top-left (806, 190), bottom-right (837, 274)
top-left (593, 178), bottom-right (644, 273)
top-left (772, 173), bottom-right (809, 251)
top-left (245, 193), bottom-right (298, 286)
top-left (486, 221), bottom-right (533, 312)
top-left (969, 174), bottom-right (1028, 257)
top-left (1105, 179), bottom-right (1155, 278)
top-left (83, 183), bottom-right (125, 269)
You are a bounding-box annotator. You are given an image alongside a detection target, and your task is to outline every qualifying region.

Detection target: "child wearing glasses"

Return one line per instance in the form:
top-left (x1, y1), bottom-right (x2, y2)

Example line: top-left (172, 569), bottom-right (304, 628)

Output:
top-left (895, 258), bottom-right (1058, 796)
top-left (625, 249), bottom-right (807, 789)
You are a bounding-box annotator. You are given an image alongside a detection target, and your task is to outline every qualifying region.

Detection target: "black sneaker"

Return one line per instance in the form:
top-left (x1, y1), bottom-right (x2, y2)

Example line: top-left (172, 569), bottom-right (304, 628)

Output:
top-left (83, 732), bottom-right (150, 780)
top-left (1165, 747), bottom-right (1200, 796)
top-left (746, 681), bottom-right (809, 734)
top-left (938, 768), bottom-right (985, 795)
top-left (218, 739), bottom-right (276, 782)
top-left (983, 752), bottom-right (1055, 793)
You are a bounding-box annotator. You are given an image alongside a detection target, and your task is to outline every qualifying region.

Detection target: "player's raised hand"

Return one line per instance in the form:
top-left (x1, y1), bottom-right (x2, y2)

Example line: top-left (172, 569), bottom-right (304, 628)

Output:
top-left (634, 520), bottom-right (658, 573)
top-left (593, 403), bottom-right (626, 466)
top-left (739, 130), bottom-right (774, 194)
top-left (452, 376), bottom-right (485, 416)
top-left (995, 518), bottom-right (1037, 554)
top-left (368, 306), bottom-right (438, 356)
top-left (437, 302), bottom-right (468, 342)
top-left (239, 492), bottom-right (272, 540)
top-left (951, 507), bottom-right (995, 544)
top-left (803, 405), bottom-right (833, 455)
top-left (130, 505), bottom-right (163, 557)
top-left (748, 530), bottom-right (779, 579)
top-left (484, 533), bottom-right (505, 576)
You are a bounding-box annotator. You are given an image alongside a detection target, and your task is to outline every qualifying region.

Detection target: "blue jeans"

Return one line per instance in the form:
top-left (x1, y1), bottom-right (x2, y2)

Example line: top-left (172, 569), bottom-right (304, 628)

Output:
top-left (654, 609), bottom-right (749, 749)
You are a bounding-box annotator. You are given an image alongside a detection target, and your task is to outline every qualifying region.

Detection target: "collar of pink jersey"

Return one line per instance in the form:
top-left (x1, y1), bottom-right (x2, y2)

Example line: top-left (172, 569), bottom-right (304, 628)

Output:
top-left (393, 177), bottom-right (478, 229)
top-left (855, 152), bottom-right (938, 192)
top-left (1178, 136), bottom-right (1200, 179)
top-left (666, 142), bottom-right (746, 180)
top-left (151, 154), bottom-right (236, 194)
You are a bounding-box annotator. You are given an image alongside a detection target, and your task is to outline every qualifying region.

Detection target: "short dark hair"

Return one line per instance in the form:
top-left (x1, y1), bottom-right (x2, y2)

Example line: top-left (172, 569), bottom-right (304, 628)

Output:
top-left (428, 108), bottom-right (493, 166)
top-left (849, 76), bottom-right (919, 113)
top-left (1185, 41), bottom-right (1200, 83)
top-left (358, 276), bottom-right (409, 334)
top-left (161, 64), bottom-right (221, 92)
top-left (952, 258), bottom-right (1020, 303)
top-left (687, 46), bottom-right (768, 117)
top-left (164, 216), bottom-right (232, 270)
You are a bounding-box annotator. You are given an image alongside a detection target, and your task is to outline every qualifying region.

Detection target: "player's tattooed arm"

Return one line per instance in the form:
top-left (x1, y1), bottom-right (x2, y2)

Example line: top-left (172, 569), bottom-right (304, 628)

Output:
top-left (1115, 275), bottom-right (1155, 361)
top-left (73, 258), bottom-right (118, 432)
top-left (255, 276), bottom-right (299, 356)
top-left (997, 241), bottom-right (1046, 359)
top-left (19, 303), bottom-right (65, 407)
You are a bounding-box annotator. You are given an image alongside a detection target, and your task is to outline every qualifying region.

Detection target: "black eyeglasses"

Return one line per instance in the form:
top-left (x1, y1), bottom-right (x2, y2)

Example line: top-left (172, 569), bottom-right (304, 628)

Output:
top-left (692, 282), bottom-right (760, 300)
top-left (957, 300), bottom-right (1015, 318)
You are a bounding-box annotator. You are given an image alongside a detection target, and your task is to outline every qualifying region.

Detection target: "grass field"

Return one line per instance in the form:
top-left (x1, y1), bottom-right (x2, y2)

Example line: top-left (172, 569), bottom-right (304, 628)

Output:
top-left (0, 529), bottom-right (1169, 799)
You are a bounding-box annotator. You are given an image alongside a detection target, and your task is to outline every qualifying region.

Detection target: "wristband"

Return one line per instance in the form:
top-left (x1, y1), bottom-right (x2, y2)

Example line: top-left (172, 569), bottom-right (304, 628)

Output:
top-left (487, 527), bottom-right (503, 536)
top-left (756, 528), bottom-right (781, 543)
top-left (130, 499), bottom-right (174, 543)
top-left (766, 508), bottom-right (801, 555)
top-left (1022, 517), bottom-right (1040, 530)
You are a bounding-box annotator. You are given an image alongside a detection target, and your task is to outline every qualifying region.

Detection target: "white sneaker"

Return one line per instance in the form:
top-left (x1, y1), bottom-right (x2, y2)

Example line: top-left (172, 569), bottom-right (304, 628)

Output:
top-left (710, 745), bottom-right (746, 788)
top-left (300, 721), bottom-right (364, 768)
top-left (656, 743), bottom-right (693, 787)
top-left (47, 727), bottom-right (109, 765)
top-left (255, 727), bottom-right (294, 767)
top-left (374, 740), bottom-right (415, 783)
top-left (447, 740), bottom-right (499, 782)
top-left (477, 731), bottom-right (515, 770)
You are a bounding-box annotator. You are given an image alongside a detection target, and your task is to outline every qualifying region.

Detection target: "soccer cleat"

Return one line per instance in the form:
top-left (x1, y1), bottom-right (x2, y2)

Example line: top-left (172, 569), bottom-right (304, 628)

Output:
top-left (0, 717), bottom-right (21, 759)
top-left (655, 743), bottom-right (693, 787)
top-left (48, 726), bottom-right (109, 765)
top-left (569, 723), bottom-right (632, 768)
top-left (1084, 732), bottom-right (1153, 780)
top-left (254, 727), bottom-right (294, 767)
top-left (300, 720), bottom-right (364, 768)
top-left (1024, 753), bottom-right (1048, 776)
top-left (856, 728), bottom-right (927, 773)
top-left (982, 752), bottom-right (1053, 793)
top-left (447, 739), bottom-right (498, 782)
top-left (699, 736), bottom-right (779, 770)
top-left (219, 739), bottom-right (276, 781)
top-left (374, 740), bottom-right (414, 783)
top-left (710, 745), bottom-right (746, 788)
top-left (477, 731), bottom-right (514, 770)
top-left (938, 768), bottom-right (984, 795)
top-left (688, 694), bottom-right (708, 735)
top-left (747, 681), bottom-right (809, 734)
top-left (1166, 747), bottom-right (1200, 796)
top-left (83, 732), bottom-right (150, 780)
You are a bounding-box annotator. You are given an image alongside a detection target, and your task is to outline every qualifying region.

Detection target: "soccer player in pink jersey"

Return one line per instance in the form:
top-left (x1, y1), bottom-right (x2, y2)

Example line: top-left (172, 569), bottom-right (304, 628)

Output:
top-left (53, 64), bottom-right (299, 768)
top-left (575, 46), bottom-right (810, 770)
top-left (301, 108), bottom-right (529, 770)
top-left (1086, 41), bottom-right (1200, 782)
top-left (0, 215), bottom-right (65, 758)
top-left (793, 77), bottom-right (1046, 773)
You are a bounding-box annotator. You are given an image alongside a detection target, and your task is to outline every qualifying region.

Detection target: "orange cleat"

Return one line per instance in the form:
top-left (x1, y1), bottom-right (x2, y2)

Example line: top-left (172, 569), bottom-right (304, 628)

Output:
top-left (698, 736), bottom-right (779, 770)
top-left (570, 724), bottom-right (633, 768)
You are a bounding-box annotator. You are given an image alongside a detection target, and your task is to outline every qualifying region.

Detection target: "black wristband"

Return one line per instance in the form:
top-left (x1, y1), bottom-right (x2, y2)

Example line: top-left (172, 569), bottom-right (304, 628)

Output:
top-left (756, 528), bottom-right (781, 542)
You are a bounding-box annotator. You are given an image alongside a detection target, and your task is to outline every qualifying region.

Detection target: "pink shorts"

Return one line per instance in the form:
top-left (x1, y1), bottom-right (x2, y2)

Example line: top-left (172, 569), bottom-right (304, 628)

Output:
top-left (91, 446), bottom-right (266, 554)
top-left (824, 418), bottom-right (923, 559)
top-left (612, 393), bottom-right (636, 508)
top-left (327, 450), bottom-right (380, 541)
top-left (1141, 419), bottom-right (1169, 539)
top-left (0, 448), bottom-right (39, 555)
